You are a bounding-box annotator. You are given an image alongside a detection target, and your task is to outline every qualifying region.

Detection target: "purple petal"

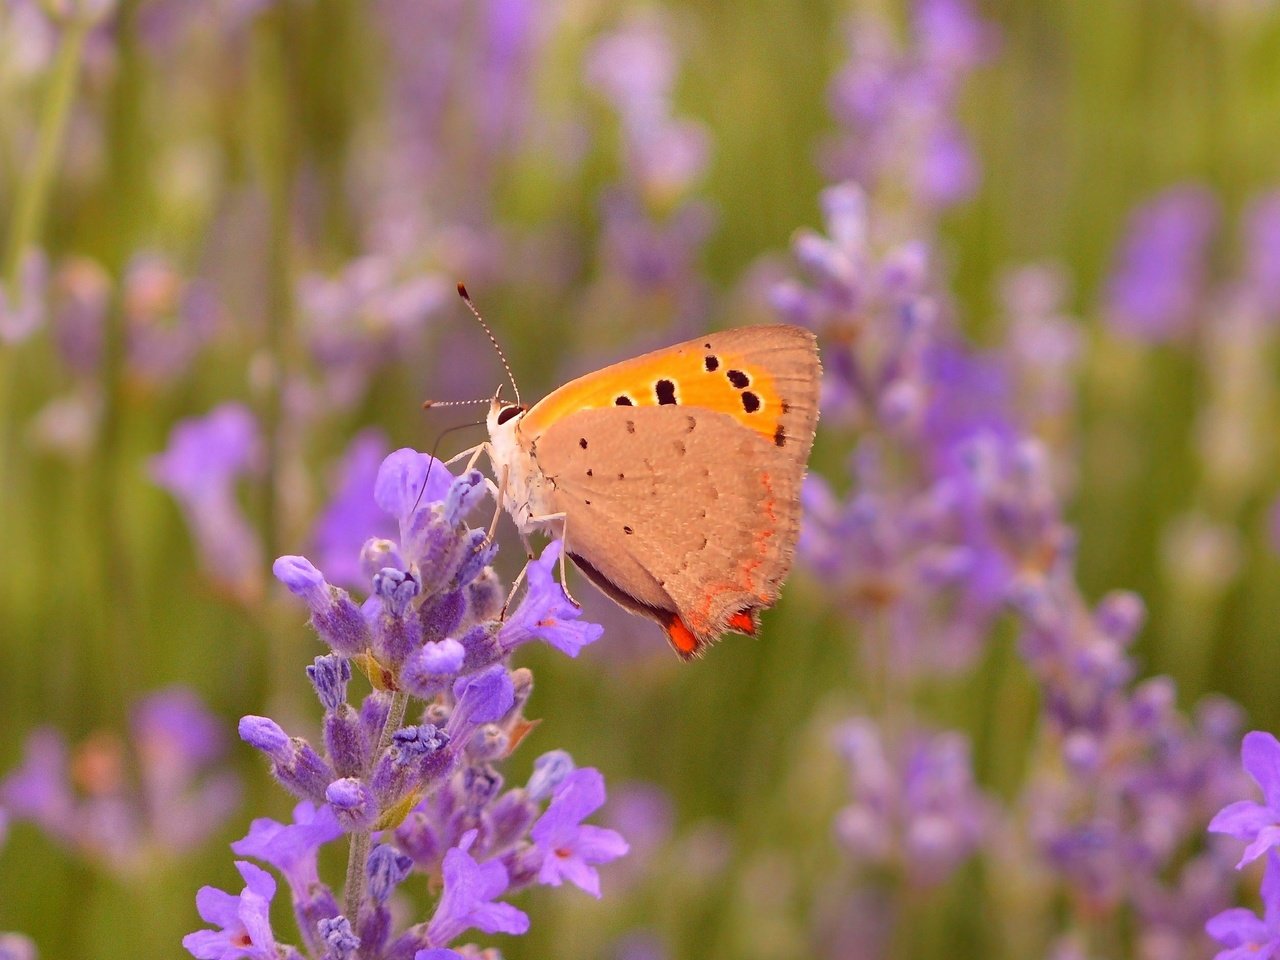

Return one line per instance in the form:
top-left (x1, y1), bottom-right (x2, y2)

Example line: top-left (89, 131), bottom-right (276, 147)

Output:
top-left (1210, 800), bottom-right (1275, 840)
top-left (1244, 731), bottom-right (1280, 803)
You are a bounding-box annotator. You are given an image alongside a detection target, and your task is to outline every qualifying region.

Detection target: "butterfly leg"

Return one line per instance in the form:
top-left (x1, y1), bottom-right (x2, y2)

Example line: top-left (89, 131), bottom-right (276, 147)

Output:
top-left (486, 463), bottom-right (509, 545)
top-left (519, 512), bottom-right (579, 608)
top-left (443, 442), bottom-right (486, 468)
top-left (499, 560), bottom-right (529, 620)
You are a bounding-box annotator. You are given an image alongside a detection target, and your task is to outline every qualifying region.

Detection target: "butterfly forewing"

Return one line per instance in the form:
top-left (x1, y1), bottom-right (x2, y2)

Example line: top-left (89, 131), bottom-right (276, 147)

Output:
top-left (521, 325), bottom-right (820, 455)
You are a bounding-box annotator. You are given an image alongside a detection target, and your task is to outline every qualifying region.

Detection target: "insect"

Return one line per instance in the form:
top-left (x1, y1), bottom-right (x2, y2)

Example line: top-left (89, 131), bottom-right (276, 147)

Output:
top-left (454, 286), bottom-right (820, 659)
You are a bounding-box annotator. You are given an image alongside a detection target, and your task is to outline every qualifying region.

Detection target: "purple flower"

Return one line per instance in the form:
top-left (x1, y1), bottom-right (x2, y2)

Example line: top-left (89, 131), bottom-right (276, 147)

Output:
top-left (0, 933), bottom-right (37, 960)
top-left (183, 861), bottom-right (282, 960)
top-left (1104, 185), bottom-right (1218, 342)
top-left (1207, 851), bottom-right (1280, 959)
top-left (296, 257), bottom-right (448, 410)
top-left (0, 248), bottom-right (48, 344)
top-left (531, 768), bottom-right (629, 897)
top-left (0, 690), bottom-right (239, 873)
top-left (123, 253), bottom-right (222, 385)
top-left (821, 0), bottom-right (995, 225)
top-left (832, 720), bottom-right (988, 885)
top-left (151, 404), bottom-right (264, 599)
top-left (1243, 191), bottom-right (1280, 315)
top-left (449, 665), bottom-right (515, 732)
top-left (424, 830), bottom-right (529, 947)
top-left (231, 802), bottom-right (342, 899)
top-left (498, 541), bottom-right (604, 657)
top-left (1210, 731), bottom-right (1280, 868)
top-left (0, 730), bottom-right (75, 842)
top-left (132, 688), bottom-right (241, 852)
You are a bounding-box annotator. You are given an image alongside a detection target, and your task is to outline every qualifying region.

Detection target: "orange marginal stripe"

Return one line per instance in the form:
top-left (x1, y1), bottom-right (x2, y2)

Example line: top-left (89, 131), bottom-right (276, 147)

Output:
top-left (520, 337), bottom-right (783, 444)
top-left (728, 611), bottom-right (757, 635)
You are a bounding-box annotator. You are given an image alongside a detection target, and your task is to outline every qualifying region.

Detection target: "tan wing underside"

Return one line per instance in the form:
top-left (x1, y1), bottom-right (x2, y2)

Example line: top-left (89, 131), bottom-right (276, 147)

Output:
top-left (532, 403), bottom-right (814, 658)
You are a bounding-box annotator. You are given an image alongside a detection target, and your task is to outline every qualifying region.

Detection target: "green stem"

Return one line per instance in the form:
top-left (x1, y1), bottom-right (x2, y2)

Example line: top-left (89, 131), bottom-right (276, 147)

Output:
top-left (344, 690), bottom-right (410, 920)
top-left (2, 17), bottom-right (90, 289)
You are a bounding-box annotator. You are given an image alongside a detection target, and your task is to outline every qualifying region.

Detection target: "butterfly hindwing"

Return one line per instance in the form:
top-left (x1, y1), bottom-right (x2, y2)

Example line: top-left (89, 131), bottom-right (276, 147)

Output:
top-left (531, 404), bottom-right (809, 658)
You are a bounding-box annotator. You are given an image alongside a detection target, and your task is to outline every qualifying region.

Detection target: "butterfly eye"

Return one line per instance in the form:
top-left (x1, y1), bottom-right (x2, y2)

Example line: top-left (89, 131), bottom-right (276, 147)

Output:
top-left (496, 405), bottom-right (524, 425)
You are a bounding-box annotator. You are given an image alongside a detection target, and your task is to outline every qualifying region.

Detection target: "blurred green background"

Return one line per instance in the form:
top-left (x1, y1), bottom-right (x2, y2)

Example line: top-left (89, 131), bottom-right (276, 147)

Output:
top-left (3, 0), bottom-right (1280, 957)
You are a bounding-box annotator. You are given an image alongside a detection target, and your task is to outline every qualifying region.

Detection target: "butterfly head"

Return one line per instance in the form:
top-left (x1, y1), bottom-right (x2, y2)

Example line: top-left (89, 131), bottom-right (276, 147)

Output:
top-left (487, 396), bottom-right (527, 442)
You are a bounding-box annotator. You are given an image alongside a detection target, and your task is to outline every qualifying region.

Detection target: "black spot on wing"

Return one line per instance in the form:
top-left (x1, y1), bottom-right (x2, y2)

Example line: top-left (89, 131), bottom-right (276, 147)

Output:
top-left (615, 395), bottom-right (634, 406)
top-left (704, 355), bottom-right (719, 372)
top-left (742, 391), bottom-right (761, 413)
top-left (579, 437), bottom-right (588, 449)
top-left (727, 369), bottom-right (750, 389)
top-left (655, 379), bottom-right (677, 405)
top-left (774, 424), bottom-right (786, 447)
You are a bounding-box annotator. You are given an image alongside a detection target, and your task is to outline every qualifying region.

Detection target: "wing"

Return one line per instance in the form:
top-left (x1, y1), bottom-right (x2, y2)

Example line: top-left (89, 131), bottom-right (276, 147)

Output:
top-left (531, 402), bottom-right (814, 659)
top-left (519, 324), bottom-right (820, 458)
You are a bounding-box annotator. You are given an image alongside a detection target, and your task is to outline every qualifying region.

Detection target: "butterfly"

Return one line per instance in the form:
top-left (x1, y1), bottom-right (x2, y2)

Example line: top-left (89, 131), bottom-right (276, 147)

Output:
top-left (478, 315), bottom-right (821, 660)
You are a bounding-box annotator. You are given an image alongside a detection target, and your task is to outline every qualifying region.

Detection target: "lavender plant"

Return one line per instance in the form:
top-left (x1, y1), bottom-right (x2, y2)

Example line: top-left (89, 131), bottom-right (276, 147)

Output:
top-left (185, 447), bottom-right (627, 958)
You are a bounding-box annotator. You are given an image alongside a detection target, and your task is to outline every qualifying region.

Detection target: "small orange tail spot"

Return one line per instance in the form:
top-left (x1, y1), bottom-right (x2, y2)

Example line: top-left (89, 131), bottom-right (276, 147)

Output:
top-left (728, 611), bottom-right (757, 636)
top-left (665, 616), bottom-right (702, 660)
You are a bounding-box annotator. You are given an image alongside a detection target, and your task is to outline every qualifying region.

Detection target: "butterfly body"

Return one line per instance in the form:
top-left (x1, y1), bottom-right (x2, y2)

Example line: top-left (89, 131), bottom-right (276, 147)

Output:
top-left (485, 324), bottom-right (820, 659)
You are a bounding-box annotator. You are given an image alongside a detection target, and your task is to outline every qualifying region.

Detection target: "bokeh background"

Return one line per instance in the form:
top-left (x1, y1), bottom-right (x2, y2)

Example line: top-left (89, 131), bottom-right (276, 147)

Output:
top-left (3, 0), bottom-right (1280, 958)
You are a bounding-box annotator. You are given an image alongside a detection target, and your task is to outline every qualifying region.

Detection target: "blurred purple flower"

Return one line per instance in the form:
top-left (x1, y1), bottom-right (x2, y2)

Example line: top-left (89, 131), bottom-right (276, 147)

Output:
top-left (1, 689), bottom-right (239, 877)
top-left (531, 768), bottom-right (629, 897)
top-left (577, 13), bottom-right (714, 342)
top-left (49, 256), bottom-right (110, 376)
top-left (823, 0), bottom-right (995, 226)
top-left (1104, 185), bottom-right (1218, 342)
top-left (1243, 191), bottom-right (1280, 316)
top-left (311, 430), bottom-right (394, 590)
top-left (833, 720), bottom-right (989, 885)
top-left (151, 403), bottom-right (264, 600)
top-left (0, 1), bottom-right (56, 81)
top-left (0, 248), bottom-right (48, 344)
top-left (297, 257), bottom-right (448, 410)
top-left (123, 253), bottom-right (222, 386)
top-left (0, 933), bottom-right (37, 960)
top-left (1207, 851), bottom-right (1280, 960)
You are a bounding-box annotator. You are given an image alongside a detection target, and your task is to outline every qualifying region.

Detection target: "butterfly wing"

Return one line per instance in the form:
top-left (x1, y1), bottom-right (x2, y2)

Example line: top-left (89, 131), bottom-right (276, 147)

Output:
top-left (522, 325), bottom-right (820, 658)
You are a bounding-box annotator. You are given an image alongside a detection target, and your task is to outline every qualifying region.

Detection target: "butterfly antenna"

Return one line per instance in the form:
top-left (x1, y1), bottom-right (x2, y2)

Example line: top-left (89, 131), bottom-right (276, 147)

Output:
top-left (421, 397), bottom-right (491, 410)
top-left (457, 282), bottom-right (521, 408)
top-left (411, 419), bottom-right (488, 516)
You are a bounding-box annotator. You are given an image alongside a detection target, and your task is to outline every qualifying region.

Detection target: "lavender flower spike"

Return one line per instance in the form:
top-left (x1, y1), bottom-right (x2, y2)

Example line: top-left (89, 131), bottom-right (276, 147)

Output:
top-left (1210, 731), bottom-right (1280, 868)
top-left (201, 446), bottom-right (618, 956)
